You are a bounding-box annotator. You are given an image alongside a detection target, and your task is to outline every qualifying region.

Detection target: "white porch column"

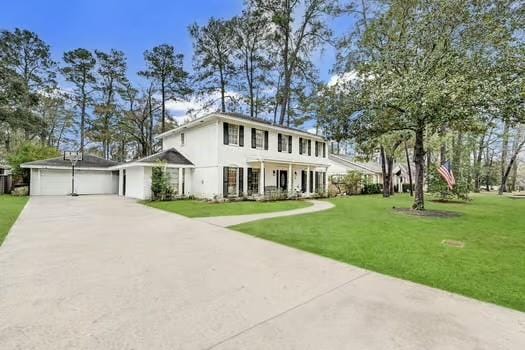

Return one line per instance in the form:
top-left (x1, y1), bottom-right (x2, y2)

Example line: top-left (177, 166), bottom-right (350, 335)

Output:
top-left (313, 170), bottom-right (317, 194)
top-left (118, 169), bottom-right (123, 196)
top-left (259, 161), bottom-right (265, 195)
top-left (306, 166), bottom-right (310, 196)
top-left (288, 163), bottom-right (292, 193)
top-left (178, 168), bottom-right (183, 195)
top-left (325, 168), bottom-right (329, 193)
top-left (243, 166), bottom-right (248, 195)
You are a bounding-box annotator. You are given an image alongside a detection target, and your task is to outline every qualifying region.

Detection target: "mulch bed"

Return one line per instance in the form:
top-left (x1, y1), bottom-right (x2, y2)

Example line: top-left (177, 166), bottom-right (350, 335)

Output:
top-left (393, 207), bottom-right (462, 218)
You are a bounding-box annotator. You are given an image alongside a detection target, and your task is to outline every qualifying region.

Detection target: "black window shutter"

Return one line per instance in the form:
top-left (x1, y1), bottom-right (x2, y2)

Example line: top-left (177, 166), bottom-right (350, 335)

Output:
top-left (299, 138), bottom-right (303, 154)
top-left (264, 131), bottom-right (269, 150)
top-left (239, 125), bottom-right (244, 147)
top-left (323, 143), bottom-right (326, 157)
top-left (238, 167), bottom-right (243, 195)
top-left (315, 141), bottom-right (319, 157)
top-left (251, 128), bottom-right (256, 148)
top-left (288, 136), bottom-right (292, 153)
top-left (223, 167), bottom-right (229, 197)
top-left (310, 171), bottom-right (314, 193)
top-left (308, 140), bottom-right (311, 156)
top-left (277, 133), bottom-right (282, 152)
top-left (223, 122), bottom-right (229, 145)
top-left (247, 168), bottom-right (252, 195)
top-left (301, 171), bottom-right (306, 192)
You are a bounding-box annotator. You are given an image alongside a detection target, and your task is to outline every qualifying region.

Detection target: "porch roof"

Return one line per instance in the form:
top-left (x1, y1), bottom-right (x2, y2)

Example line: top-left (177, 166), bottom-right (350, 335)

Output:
top-left (246, 157), bottom-right (330, 168)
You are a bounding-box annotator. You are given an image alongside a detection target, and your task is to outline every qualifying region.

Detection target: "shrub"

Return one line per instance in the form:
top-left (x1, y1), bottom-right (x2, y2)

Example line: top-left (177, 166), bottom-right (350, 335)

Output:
top-left (151, 162), bottom-right (173, 200)
top-left (343, 170), bottom-right (363, 195)
top-left (361, 183), bottom-right (383, 194)
top-left (427, 164), bottom-right (470, 201)
top-left (402, 183), bottom-right (414, 193)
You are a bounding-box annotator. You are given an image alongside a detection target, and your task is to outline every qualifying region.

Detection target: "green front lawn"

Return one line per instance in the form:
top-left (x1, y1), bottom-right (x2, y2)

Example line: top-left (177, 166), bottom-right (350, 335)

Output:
top-left (231, 194), bottom-right (525, 311)
top-left (0, 195), bottom-right (28, 245)
top-left (145, 199), bottom-right (312, 218)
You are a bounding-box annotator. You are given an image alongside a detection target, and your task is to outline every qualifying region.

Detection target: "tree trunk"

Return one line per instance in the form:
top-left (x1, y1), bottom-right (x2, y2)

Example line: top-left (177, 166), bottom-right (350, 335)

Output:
top-left (499, 138), bottom-right (525, 195)
top-left (473, 133), bottom-right (486, 192)
top-left (500, 121), bottom-right (510, 193)
top-left (161, 79), bottom-right (166, 133)
top-left (148, 84), bottom-right (154, 155)
top-left (387, 155), bottom-right (395, 195)
top-left (439, 125), bottom-right (447, 164)
top-left (413, 122), bottom-right (426, 210)
top-left (219, 66), bottom-right (226, 113)
top-left (380, 145), bottom-right (390, 198)
top-left (405, 141), bottom-right (413, 196)
top-left (80, 75), bottom-right (87, 152)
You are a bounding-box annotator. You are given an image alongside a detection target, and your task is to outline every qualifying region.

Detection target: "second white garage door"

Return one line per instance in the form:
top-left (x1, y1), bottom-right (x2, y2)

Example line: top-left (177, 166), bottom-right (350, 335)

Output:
top-left (36, 169), bottom-right (118, 195)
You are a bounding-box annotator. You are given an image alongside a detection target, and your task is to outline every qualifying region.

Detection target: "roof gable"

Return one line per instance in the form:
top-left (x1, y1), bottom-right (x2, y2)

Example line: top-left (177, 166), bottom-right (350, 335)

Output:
top-left (136, 148), bottom-right (193, 165)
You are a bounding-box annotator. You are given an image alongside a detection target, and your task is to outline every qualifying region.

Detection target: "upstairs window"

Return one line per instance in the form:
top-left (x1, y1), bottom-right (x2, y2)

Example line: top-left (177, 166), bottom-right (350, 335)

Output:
top-left (181, 133), bottom-right (185, 146)
top-left (316, 141), bottom-right (324, 157)
top-left (299, 138), bottom-right (310, 155)
top-left (278, 134), bottom-right (292, 153)
top-left (223, 122), bottom-right (244, 146)
top-left (228, 124), bottom-right (239, 145)
top-left (255, 129), bottom-right (265, 149)
top-left (251, 128), bottom-right (268, 150)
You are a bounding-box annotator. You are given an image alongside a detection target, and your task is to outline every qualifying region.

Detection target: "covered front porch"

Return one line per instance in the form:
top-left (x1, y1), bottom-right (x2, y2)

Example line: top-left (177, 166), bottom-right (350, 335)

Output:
top-left (233, 158), bottom-right (329, 198)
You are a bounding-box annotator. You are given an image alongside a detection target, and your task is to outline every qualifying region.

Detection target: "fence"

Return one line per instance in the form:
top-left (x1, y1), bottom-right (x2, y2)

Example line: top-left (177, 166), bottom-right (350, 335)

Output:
top-left (0, 174), bottom-right (13, 194)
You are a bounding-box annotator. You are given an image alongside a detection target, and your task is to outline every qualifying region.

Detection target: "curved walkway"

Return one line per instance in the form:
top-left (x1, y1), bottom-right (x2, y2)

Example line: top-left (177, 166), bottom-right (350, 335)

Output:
top-left (196, 199), bottom-right (334, 227)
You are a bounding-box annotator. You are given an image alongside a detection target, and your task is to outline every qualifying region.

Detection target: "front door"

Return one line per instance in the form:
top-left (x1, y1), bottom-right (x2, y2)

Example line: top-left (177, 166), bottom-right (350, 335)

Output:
top-left (278, 170), bottom-right (288, 191)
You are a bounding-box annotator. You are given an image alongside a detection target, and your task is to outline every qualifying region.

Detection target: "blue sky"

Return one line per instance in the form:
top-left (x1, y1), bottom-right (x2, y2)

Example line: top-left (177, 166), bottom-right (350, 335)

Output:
top-left (2, 0), bottom-right (349, 120)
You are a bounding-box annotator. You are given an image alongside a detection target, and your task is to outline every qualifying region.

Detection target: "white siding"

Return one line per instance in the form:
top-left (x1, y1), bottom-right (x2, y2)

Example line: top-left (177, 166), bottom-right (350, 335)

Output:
top-left (125, 166), bottom-right (145, 199)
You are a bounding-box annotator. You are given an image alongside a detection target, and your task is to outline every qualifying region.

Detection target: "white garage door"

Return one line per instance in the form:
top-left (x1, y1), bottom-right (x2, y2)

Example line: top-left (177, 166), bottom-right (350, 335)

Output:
top-left (38, 169), bottom-right (118, 195)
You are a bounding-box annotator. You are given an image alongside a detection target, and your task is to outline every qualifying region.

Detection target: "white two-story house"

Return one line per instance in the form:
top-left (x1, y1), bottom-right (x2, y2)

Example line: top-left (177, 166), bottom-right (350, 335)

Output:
top-left (21, 112), bottom-right (330, 199)
top-left (117, 112), bottom-right (330, 200)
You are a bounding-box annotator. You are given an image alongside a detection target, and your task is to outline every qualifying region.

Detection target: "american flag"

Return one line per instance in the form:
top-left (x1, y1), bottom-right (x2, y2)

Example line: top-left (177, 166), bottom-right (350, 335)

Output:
top-left (437, 161), bottom-right (456, 190)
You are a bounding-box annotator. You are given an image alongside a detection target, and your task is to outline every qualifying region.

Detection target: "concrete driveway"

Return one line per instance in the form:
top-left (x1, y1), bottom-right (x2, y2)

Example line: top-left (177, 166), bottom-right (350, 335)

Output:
top-left (0, 196), bottom-right (523, 349)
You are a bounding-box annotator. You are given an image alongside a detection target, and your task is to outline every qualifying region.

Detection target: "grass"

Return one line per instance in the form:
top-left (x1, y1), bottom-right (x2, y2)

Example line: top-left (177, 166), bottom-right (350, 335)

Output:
top-left (0, 195), bottom-right (28, 245)
top-left (231, 194), bottom-right (525, 312)
top-left (144, 199), bottom-right (312, 218)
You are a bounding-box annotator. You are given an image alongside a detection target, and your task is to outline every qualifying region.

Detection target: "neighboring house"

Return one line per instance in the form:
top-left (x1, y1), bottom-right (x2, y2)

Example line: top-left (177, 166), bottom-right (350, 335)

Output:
top-left (21, 155), bottom-right (119, 195)
top-left (327, 153), bottom-right (411, 192)
top-left (22, 112), bottom-right (330, 199)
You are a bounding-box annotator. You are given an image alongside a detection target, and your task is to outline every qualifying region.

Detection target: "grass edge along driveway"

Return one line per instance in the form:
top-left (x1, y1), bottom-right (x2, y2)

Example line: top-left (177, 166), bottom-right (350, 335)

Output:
top-left (231, 194), bottom-right (525, 312)
top-left (0, 195), bottom-right (29, 245)
top-left (144, 199), bottom-right (312, 218)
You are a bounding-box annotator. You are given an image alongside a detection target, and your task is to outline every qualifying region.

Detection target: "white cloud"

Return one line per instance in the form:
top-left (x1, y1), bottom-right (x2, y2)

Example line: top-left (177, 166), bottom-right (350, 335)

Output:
top-left (165, 90), bottom-right (243, 124)
top-left (327, 71), bottom-right (360, 87)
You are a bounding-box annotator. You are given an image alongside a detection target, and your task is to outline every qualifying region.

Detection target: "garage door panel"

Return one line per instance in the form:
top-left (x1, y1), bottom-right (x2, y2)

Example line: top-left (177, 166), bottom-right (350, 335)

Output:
top-left (76, 171), bottom-right (117, 194)
top-left (40, 170), bottom-right (71, 195)
top-left (38, 169), bottom-right (117, 196)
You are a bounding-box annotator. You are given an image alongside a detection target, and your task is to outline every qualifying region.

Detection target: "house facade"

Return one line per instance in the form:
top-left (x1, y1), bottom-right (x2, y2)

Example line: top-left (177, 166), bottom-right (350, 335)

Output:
top-left (327, 153), bottom-right (410, 192)
top-left (151, 112), bottom-right (330, 200)
top-left (21, 113), bottom-right (330, 199)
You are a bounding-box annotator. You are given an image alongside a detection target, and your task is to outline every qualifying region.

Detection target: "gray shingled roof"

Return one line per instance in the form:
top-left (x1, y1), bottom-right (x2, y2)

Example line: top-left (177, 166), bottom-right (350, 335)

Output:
top-left (219, 112), bottom-right (322, 138)
top-left (136, 148), bottom-right (193, 165)
top-left (22, 154), bottom-right (119, 168)
top-left (329, 154), bottom-right (382, 174)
